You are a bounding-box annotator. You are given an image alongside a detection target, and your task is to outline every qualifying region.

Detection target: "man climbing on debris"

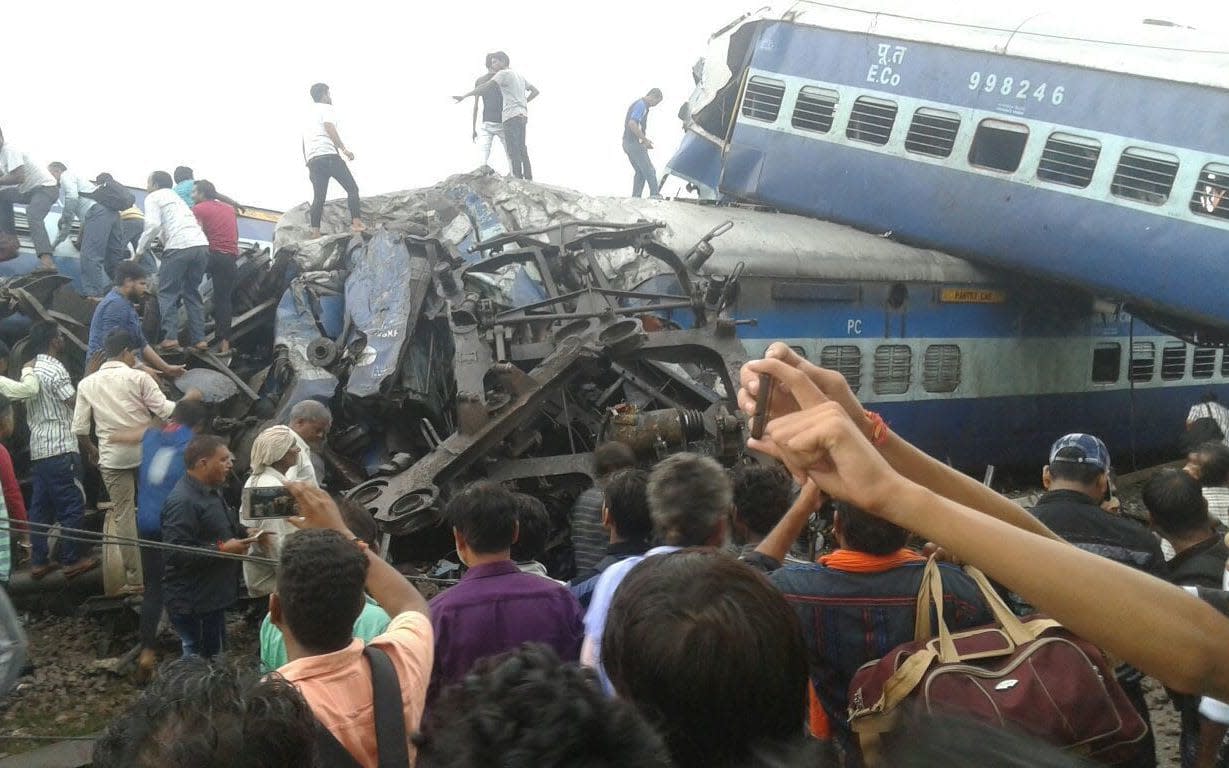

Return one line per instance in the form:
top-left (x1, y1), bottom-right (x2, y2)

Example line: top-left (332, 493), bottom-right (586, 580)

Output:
top-left (623, 88), bottom-right (663, 198)
top-left (454, 51), bottom-right (539, 180)
top-left (470, 53), bottom-right (505, 170)
top-left (73, 330), bottom-right (201, 595)
top-left (48, 162), bottom-right (113, 297)
top-left (25, 322), bottom-right (97, 579)
top-left (135, 170), bottom-right (210, 354)
top-left (191, 180), bottom-right (239, 355)
top-left (86, 262), bottom-right (185, 378)
top-left (303, 83), bottom-right (365, 239)
top-left (0, 127), bottom-right (59, 271)
top-left (288, 399), bottom-right (330, 487)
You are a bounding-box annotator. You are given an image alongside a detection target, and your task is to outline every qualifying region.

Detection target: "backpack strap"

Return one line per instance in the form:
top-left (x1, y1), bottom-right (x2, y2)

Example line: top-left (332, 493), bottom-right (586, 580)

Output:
top-left (364, 644), bottom-right (410, 768)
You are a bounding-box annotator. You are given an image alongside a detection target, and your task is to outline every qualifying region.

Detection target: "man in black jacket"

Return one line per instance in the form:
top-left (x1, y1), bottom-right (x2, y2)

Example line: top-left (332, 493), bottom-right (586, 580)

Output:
top-left (162, 435), bottom-right (262, 658)
top-left (1030, 433), bottom-right (1163, 768)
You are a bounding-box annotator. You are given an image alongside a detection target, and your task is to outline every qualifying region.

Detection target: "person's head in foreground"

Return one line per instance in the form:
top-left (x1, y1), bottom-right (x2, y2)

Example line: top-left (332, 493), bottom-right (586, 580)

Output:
top-left (1042, 433), bottom-right (1111, 503)
top-left (271, 527), bottom-right (368, 659)
top-left (602, 549), bottom-right (811, 768)
top-left (92, 656), bottom-right (317, 768)
top-left (647, 452), bottom-right (732, 547)
top-left (413, 643), bottom-right (671, 768)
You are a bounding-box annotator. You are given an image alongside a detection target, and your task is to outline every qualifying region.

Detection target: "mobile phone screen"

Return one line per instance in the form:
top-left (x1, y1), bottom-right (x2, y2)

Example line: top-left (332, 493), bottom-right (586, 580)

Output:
top-left (245, 486), bottom-right (299, 519)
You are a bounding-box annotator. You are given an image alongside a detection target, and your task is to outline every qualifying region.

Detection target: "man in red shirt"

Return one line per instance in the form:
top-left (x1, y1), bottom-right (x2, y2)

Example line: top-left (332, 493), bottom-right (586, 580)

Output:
top-left (190, 180), bottom-right (238, 355)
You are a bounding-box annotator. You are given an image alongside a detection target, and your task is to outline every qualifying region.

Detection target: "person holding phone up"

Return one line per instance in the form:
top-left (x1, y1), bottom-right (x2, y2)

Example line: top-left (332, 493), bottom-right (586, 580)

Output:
top-left (239, 426), bottom-right (303, 599)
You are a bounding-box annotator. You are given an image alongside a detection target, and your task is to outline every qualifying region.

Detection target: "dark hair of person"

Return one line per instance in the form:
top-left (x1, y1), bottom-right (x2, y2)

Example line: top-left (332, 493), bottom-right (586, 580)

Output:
top-left (1142, 468), bottom-right (1210, 537)
top-left (337, 495), bottom-right (380, 551)
top-left (593, 441), bottom-right (636, 478)
top-left (27, 321), bottom-right (60, 355)
top-left (836, 502), bottom-right (910, 555)
top-left (414, 644), bottom-right (672, 768)
top-left (732, 462), bottom-right (793, 539)
top-left (195, 179), bottom-right (218, 200)
top-left (276, 529), bottom-right (367, 653)
top-left (491, 51), bottom-right (510, 66)
top-left (114, 260), bottom-right (147, 285)
top-left (888, 713), bottom-right (1089, 768)
top-left (445, 481), bottom-right (519, 555)
top-left (92, 656), bottom-right (318, 768)
top-left (604, 469), bottom-right (652, 541)
top-left (510, 493), bottom-right (550, 563)
top-left (603, 550), bottom-right (809, 768)
top-left (1197, 441), bottom-right (1229, 487)
top-left (48, 161), bottom-right (67, 173)
top-left (173, 166), bottom-right (194, 183)
top-left (647, 88), bottom-right (663, 99)
top-left (310, 83), bottom-right (329, 102)
top-left (184, 434), bottom-right (228, 469)
top-left (150, 170), bottom-right (174, 190)
top-left (1203, 391), bottom-right (1220, 403)
top-left (104, 330), bottom-right (134, 359)
top-left (170, 399), bottom-right (208, 431)
top-left (1047, 446), bottom-right (1105, 486)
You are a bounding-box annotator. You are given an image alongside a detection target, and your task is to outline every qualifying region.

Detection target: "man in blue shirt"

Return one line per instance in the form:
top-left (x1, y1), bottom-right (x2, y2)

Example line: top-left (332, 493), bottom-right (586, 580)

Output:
top-left (623, 89), bottom-right (664, 198)
top-left (86, 262), bottom-right (184, 378)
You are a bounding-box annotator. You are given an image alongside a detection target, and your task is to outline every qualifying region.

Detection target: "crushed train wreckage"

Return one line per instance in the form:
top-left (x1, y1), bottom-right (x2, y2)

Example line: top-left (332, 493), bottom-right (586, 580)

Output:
top-left (1, 170), bottom-right (758, 576)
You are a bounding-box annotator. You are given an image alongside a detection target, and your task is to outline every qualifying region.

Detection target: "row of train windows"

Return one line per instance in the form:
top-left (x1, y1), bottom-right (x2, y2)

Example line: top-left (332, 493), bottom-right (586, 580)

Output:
top-left (799, 344), bottom-right (961, 395)
top-left (1091, 342), bottom-right (1222, 384)
top-left (741, 77), bottom-right (1229, 219)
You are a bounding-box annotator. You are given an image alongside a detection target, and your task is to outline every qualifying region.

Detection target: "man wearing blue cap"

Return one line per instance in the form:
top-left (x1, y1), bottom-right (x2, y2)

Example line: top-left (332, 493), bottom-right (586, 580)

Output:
top-left (1029, 433), bottom-right (1164, 768)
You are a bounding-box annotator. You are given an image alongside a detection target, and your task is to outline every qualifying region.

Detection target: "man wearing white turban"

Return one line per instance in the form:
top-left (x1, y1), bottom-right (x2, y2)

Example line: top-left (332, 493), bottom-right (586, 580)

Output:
top-left (240, 425), bottom-right (302, 597)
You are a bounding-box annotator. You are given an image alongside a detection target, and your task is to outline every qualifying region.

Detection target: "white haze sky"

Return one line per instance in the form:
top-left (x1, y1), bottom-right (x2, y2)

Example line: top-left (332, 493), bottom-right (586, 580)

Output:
top-left (4, 0), bottom-right (1226, 212)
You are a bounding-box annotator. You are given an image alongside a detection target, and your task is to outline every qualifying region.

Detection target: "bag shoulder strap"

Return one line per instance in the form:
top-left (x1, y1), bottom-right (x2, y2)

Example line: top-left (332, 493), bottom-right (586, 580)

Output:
top-left (314, 721), bottom-right (364, 768)
top-left (364, 644), bottom-right (410, 768)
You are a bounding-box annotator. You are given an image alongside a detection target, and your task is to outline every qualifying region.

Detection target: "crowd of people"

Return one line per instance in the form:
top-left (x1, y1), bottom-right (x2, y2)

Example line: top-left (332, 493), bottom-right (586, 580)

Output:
top-left (0, 334), bottom-right (1201, 767)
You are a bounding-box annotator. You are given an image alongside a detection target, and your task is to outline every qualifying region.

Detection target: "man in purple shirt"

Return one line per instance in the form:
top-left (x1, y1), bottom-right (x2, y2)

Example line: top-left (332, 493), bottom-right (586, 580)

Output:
top-left (427, 481), bottom-right (583, 704)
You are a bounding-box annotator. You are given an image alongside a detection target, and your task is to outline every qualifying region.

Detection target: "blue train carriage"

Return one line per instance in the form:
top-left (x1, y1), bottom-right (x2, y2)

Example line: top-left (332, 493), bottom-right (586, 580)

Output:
top-left (631, 199), bottom-right (1229, 469)
top-left (667, 5), bottom-right (1229, 337)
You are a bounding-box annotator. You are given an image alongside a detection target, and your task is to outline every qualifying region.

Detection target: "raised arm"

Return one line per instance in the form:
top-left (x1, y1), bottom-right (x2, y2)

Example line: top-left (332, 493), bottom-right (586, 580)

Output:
top-left (753, 401), bottom-right (1229, 700)
top-left (753, 478), bottom-right (822, 563)
top-left (740, 344), bottom-right (1060, 542)
top-left (453, 79), bottom-right (497, 103)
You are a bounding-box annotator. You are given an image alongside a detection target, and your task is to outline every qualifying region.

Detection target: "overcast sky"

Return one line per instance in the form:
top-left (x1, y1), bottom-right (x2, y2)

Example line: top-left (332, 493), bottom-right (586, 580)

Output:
top-left (5, 0), bottom-right (1224, 212)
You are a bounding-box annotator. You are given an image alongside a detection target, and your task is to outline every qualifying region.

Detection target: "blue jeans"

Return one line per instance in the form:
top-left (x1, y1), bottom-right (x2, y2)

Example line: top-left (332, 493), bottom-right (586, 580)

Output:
top-left (28, 453), bottom-right (86, 566)
top-left (157, 245), bottom-right (207, 345)
top-left (169, 609), bottom-right (226, 659)
top-left (624, 137), bottom-right (660, 198)
top-left (80, 206), bottom-right (117, 297)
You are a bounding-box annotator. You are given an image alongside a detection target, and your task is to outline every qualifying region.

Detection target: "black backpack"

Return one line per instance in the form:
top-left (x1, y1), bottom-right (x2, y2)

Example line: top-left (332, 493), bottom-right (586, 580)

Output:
top-left (85, 181), bottom-right (136, 212)
top-left (1182, 403), bottom-right (1226, 454)
top-left (314, 645), bottom-right (410, 768)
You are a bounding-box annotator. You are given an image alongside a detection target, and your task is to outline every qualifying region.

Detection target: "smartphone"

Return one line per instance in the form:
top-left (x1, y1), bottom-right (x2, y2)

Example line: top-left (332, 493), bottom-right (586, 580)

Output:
top-left (750, 372), bottom-right (775, 440)
top-left (245, 486), bottom-right (299, 519)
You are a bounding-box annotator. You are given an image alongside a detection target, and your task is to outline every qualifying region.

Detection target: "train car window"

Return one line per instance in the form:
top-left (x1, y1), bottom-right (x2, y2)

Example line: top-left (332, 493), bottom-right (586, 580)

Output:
top-left (741, 76), bottom-right (786, 123)
top-left (1193, 347), bottom-right (1218, 379)
top-left (1190, 163), bottom-right (1229, 220)
top-left (820, 345), bottom-right (863, 393)
top-left (922, 344), bottom-right (961, 393)
top-left (969, 119), bottom-right (1029, 172)
top-left (1161, 341), bottom-right (1187, 381)
top-left (792, 87), bottom-right (839, 133)
top-left (873, 344), bottom-right (912, 395)
top-left (846, 96), bottom-right (898, 146)
top-left (1111, 148), bottom-right (1179, 205)
top-left (905, 108), bottom-right (961, 158)
top-left (1129, 341), bottom-right (1155, 382)
top-left (1222, 349), bottom-right (1229, 378)
top-left (1091, 343), bottom-right (1121, 384)
top-left (1037, 133), bottom-right (1101, 188)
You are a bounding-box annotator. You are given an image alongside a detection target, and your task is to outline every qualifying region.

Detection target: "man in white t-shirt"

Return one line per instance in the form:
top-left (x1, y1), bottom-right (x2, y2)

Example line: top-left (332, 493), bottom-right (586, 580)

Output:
top-left (135, 171), bottom-right (211, 352)
top-left (454, 51), bottom-right (539, 180)
top-left (1187, 394), bottom-right (1229, 445)
top-left (303, 83), bottom-right (365, 239)
top-left (0, 127), bottom-right (60, 271)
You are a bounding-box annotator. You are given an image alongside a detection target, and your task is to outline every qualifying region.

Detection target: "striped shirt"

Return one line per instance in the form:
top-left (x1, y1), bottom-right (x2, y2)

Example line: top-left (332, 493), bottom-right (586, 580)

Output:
top-left (28, 355), bottom-right (77, 461)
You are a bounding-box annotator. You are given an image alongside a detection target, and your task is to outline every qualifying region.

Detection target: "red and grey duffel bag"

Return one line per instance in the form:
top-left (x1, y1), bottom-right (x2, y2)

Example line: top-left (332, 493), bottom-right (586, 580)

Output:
top-left (847, 556), bottom-right (1147, 766)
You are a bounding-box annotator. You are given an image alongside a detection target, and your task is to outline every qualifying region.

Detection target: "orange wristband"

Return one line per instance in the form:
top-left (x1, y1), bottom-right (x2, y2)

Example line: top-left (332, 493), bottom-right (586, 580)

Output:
top-left (864, 410), bottom-right (890, 447)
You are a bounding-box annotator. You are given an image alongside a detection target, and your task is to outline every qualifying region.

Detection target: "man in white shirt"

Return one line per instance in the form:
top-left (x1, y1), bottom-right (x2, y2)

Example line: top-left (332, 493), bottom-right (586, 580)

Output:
top-left (287, 399), bottom-right (330, 487)
top-left (0, 127), bottom-right (60, 271)
top-left (135, 171), bottom-right (210, 353)
top-left (73, 330), bottom-right (201, 592)
top-left (303, 83), bottom-right (365, 239)
top-left (454, 51), bottom-right (540, 180)
top-left (48, 163), bottom-right (114, 297)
